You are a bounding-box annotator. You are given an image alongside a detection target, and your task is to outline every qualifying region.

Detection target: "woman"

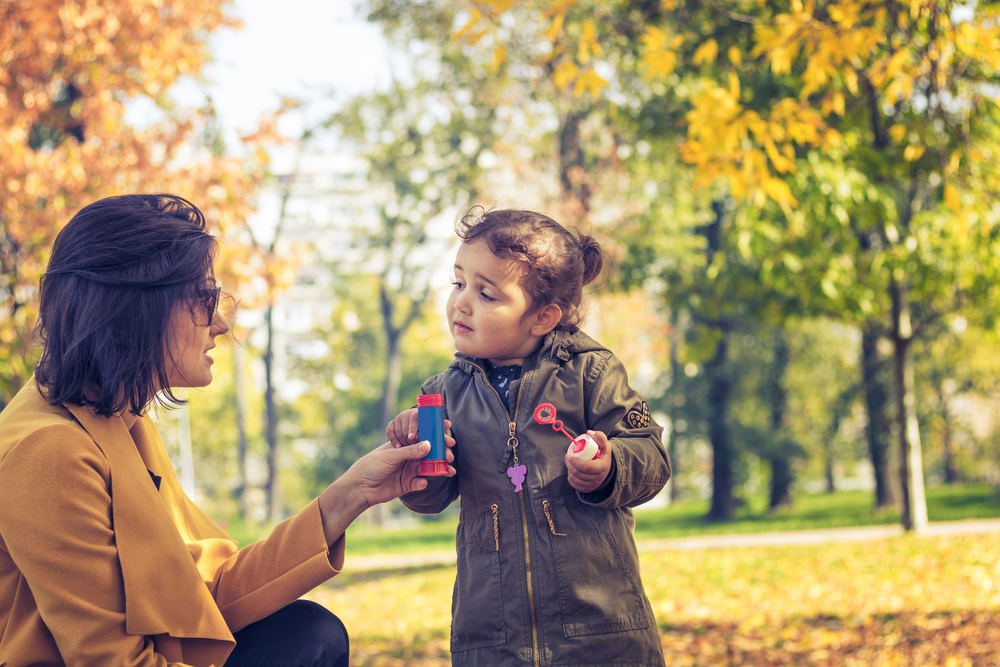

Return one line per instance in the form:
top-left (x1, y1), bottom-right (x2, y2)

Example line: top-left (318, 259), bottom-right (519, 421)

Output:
top-left (0, 194), bottom-right (454, 667)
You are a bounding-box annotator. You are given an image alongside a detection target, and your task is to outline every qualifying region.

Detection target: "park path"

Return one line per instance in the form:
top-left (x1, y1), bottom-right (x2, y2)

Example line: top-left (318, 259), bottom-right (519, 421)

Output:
top-left (346, 517), bottom-right (1000, 571)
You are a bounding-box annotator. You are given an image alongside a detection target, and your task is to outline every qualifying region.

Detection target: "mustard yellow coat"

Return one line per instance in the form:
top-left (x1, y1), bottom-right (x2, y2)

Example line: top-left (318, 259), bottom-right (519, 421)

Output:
top-left (0, 380), bottom-right (346, 667)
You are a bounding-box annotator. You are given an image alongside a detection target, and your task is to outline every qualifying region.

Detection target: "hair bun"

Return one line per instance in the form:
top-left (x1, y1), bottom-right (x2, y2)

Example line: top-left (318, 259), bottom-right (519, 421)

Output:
top-left (578, 234), bottom-right (604, 286)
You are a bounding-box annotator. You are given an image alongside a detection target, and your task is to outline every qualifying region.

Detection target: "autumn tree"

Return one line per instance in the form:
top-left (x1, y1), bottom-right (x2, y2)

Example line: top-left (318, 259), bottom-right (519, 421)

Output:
top-left (458, 0), bottom-right (1000, 532)
top-left (0, 0), bottom-right (264, 407)
top-left (325, 3), bottom-right (509, 452)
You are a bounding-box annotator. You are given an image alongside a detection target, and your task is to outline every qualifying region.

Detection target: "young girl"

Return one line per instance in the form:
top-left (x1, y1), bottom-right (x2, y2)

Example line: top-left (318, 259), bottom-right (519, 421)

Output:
top-left (387, 207), bottom-right (670, 666)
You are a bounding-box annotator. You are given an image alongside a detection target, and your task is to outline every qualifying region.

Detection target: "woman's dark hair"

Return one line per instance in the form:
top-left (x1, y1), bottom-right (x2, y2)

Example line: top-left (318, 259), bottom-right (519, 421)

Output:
top-left (456, 206), bottom-right (604, 331)
top-left (34, 193), bottom-right (220, 416)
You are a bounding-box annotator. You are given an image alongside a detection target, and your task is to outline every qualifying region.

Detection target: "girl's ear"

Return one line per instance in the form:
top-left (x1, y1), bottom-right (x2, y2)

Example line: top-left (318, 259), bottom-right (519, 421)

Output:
top-left (530, 303), bottom-right (563, 336)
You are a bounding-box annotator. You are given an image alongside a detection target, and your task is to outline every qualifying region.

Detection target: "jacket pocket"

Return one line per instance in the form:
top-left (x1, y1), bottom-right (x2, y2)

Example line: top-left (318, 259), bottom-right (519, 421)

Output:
top-left (549, 527), bottom-right (650, 637)
top-left (451, 503), bottom-right (507, 652)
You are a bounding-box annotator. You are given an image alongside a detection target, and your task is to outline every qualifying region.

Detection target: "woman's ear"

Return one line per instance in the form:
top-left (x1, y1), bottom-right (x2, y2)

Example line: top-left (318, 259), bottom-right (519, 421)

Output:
top-left (530, 304), bottom-right (563, 336)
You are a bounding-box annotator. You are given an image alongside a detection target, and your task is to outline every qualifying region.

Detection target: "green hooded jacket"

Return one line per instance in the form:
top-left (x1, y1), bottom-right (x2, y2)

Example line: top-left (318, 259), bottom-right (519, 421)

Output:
top-left (401, 329), bottom-right (670, 666)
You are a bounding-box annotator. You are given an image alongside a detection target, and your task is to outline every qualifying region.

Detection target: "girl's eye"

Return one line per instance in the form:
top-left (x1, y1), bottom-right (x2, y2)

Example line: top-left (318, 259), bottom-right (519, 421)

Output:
top-left (480, 292), bottom-right (496, 303)
top-left (452, 281), bottom-right (465, 290)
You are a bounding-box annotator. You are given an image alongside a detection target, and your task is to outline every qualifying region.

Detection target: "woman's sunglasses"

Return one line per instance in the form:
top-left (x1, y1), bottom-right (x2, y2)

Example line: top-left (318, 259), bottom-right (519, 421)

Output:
top-left (198, 285), bottom-right (222, 319)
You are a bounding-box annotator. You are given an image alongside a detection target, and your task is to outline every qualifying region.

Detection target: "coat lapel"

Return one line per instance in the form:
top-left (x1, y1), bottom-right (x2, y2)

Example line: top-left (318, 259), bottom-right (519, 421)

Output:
top-left (66, 404), bottom-right (234, 643)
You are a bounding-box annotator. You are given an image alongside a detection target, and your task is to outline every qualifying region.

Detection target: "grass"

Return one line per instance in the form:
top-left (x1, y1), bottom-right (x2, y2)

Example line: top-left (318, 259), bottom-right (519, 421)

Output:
top-left (291, 483), bottom-right (1000, 664)
top-left (303, 530), bottom-right (1000, 666)
top-left (333, 482), bottom-right (1000, 556)
top-left (225, 482), bottom-right (1000, 554)
top-left (632, 482), bottom-right (1000, 541)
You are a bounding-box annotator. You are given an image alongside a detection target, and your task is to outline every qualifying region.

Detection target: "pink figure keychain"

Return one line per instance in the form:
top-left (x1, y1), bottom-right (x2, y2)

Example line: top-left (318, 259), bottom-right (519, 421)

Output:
top-left (507, 464), bottom-right (527, 491)
top-left (533, 403), bottom-right (599, 460)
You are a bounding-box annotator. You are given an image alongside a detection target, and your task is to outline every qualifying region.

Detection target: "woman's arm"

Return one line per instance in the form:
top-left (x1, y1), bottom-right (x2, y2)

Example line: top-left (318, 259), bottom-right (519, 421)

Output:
top-left (207, 441), bottom-right (456, 631)
top-left (0, 427), bottom-right (187, 666)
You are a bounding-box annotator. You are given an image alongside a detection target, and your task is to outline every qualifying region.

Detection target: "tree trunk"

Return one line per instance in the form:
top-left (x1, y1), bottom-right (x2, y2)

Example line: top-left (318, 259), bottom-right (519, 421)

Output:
top-left (705, 335), bottom-right (735, 520)
top-left (263, 302), bottom-right (281, 526)
top-left (667, 309), bottom-right (681, 503)
top-left (824, 452), bottom-right (836, 493)
top-left (379, 327), bottom-right (404, 431)
top-left (861, 324), bottom-right (897, 509)
top-left (890, 279), bottom-right (928, 534)
top-left (823, 384), bottom-right (856, 494)
top-left (766, 329), bottom-right (793, 510)
top-left (233, 344), bottom-right (252, 521)
top-left (937, 385), bottom-right (959, 484)
top-left (558, 110), bottom-right (592, 217)
top-left (768, 458), bottom-right (794, 508)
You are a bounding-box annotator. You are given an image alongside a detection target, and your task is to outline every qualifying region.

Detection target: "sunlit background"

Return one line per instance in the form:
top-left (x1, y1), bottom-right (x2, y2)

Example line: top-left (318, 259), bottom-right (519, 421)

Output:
top-left (4, 0), bottom-right (1000, 663)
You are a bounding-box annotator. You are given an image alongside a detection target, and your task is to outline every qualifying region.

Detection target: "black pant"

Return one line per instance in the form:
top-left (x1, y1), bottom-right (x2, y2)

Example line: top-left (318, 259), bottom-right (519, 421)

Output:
top-left (224, 600), bottom-right (349, 667)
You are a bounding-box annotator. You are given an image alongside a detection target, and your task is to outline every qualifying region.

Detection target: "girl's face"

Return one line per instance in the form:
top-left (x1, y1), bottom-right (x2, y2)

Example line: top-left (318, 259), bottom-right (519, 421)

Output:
top-left (164, 283), bottom-right (230, 388)
top-left (447, 239), bottom-right (559, 366)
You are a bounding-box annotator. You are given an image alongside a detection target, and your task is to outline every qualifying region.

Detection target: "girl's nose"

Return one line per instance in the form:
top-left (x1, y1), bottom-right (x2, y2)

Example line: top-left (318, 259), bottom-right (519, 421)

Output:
top-left (453, 292), bottom-right (472, 315)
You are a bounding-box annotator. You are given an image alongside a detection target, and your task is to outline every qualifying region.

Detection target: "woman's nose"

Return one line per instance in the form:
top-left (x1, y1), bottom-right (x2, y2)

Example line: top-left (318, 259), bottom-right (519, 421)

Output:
top-left (210, 312), bottom-right (231, 336)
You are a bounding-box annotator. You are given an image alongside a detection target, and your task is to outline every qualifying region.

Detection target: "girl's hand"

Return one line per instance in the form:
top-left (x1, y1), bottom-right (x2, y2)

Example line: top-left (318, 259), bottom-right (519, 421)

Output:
top-left (386, 409), bottom-right (456, 464)
top-left (565, 430), bottom-right (612, 494)
top-left (386, 408), bottom-right (419, 448)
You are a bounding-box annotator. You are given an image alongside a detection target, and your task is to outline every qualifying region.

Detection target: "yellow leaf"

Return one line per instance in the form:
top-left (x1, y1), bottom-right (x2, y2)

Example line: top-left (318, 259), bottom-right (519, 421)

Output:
top-left (491, 45), bottom-right (507, 74)
top-left (843, 68), bottom-right (859, 95)
top-left (553, 60), bottom-right (579, 91)
top-left (944, 183), bottom-right (960, 211)
top-left (542, 0), bottom-right (578, 17)
top-left (544, 12), bottom-right (565, 43)
top-left (452, 10), bottom-right (482, 43)
top-left (578, 20), bottom-right (602, 64)
top-left (642, 25), bottom-right (667, 50)
top-left (763, 176), bottom-right (798, 207)
top-left (728, 45), bottom-right (742, 66)
top-left (465, 29), bottom-right (488, 46)
top-left (693, 38), bottom-right (718, 65)
top-left (903, 144), bottom-right (925, 161)
top-left (640, 27), bottom-right (679, 80)
top-left (889, 125), bottom-right (907, 144)
top-left (574, 68), bottom-right (608, 97)
top-left (822, 91), bottom-right (845, 116)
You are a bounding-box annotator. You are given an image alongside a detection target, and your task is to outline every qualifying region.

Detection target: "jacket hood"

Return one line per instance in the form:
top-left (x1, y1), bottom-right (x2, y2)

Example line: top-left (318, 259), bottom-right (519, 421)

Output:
top-left (451, 328), bottom-right (608, 373)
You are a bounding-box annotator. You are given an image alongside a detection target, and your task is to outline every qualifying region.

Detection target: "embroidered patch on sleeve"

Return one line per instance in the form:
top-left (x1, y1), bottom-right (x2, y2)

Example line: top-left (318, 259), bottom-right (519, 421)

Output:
top-left (625, 402), bottom-right (651, 429)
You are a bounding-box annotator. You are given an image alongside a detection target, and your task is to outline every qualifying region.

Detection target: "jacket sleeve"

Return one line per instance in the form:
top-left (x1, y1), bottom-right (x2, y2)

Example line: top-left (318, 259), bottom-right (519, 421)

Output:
top-left (0, 427), bottom-right (195, 666)
top-left (399, 475), bottom-right (458, 515)
top-left (579, 351), bottom-right (671, 509)
top-left (205, 498), bottom-right (340, 632)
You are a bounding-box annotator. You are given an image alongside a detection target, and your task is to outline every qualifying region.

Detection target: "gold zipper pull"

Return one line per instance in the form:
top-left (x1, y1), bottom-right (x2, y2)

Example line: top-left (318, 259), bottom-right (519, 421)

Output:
top-left (542, 500), bottom-right (566, 536)
top-left (491, 504), bottom-right (500, 551)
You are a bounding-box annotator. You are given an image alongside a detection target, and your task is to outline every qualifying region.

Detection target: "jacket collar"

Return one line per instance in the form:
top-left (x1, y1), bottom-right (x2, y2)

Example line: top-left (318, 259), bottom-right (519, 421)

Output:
top-left (65, 404), bottom-right (234, 645)
top-left (451, 328), bottom-right (607, 372)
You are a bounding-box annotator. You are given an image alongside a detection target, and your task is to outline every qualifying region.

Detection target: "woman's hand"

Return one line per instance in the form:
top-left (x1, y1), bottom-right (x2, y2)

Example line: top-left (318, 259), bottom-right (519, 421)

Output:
top-left (349, 440), bottom-right (456, 507)
top-left (565, 430), bottom-right (612, 494)
top-left (317, 439), bottom-right (456, 546)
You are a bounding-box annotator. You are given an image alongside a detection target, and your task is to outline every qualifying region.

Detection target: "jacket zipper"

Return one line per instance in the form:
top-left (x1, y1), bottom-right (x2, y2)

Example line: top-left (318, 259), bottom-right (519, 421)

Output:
top-left (465, 359), bottom-right (540, 667)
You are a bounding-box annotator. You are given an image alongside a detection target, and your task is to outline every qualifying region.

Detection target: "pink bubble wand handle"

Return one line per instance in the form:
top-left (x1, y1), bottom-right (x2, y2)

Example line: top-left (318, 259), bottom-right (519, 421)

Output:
top-left (533, 403), bottom-right (577, 441)
top-left (533, 403), bottom-right (599, 460)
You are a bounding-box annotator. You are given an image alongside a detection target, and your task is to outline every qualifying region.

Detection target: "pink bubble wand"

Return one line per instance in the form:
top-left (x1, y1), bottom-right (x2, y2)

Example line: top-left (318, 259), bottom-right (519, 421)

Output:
top-left (533, 403), bottom-right (599, 460)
